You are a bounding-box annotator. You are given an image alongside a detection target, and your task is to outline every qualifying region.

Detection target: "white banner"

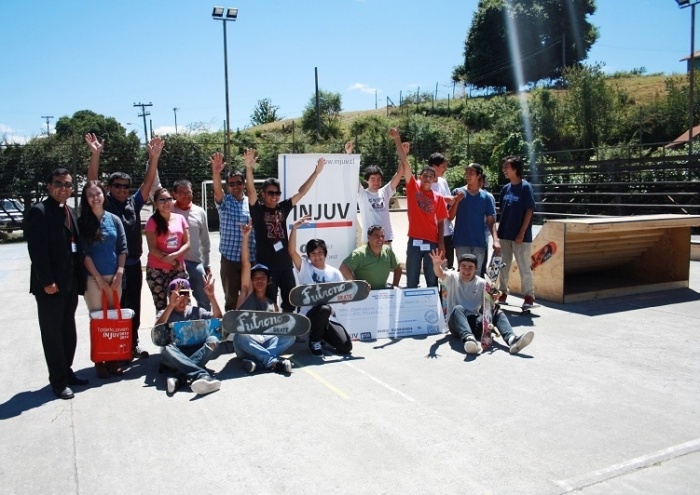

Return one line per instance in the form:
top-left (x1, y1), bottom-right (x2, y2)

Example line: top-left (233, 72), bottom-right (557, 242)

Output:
top-left (279, 153), bottom-right (361, 268)
top-left (333, 287), bottom-right (446, 340)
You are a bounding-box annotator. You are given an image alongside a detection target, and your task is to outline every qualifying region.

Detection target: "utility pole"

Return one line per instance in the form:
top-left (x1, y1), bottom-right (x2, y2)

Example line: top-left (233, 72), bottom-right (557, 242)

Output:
top-left (133, 102), bottom-right (153, 144)
top-left (41, 115), bottom-right (54, 135)
top-left (173, 107), bottom-right (180, 135)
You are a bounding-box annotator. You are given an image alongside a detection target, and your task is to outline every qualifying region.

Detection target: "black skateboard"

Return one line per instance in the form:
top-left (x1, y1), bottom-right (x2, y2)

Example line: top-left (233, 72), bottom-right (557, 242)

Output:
top-left (288, 280), bottom-right (371, 307)
top-left (222, 310), bottom-right (310, 336)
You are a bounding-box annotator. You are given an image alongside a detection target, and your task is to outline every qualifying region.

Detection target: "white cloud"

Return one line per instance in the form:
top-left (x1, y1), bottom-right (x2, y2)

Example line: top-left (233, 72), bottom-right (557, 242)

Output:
top-left (0, 124), bottom-right (31, 144)
top-left (349, 83), bottom-right (380, 95)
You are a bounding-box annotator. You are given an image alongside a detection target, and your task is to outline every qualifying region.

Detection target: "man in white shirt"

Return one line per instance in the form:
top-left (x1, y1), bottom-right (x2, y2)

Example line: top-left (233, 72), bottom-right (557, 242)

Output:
top-left (172, 179), bottom-right (212, 310)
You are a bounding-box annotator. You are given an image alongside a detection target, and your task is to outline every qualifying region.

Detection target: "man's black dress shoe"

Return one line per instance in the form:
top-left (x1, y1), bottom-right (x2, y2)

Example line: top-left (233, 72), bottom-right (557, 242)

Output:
top-left (53, 386), bottom-right (74, 400)
top-left (68, 375), bottom-right (89, 386)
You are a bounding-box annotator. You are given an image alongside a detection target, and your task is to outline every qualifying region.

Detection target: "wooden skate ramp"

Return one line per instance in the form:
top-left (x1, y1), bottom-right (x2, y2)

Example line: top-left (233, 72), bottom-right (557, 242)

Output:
top-left (505, 214), bottom-right (700, 303)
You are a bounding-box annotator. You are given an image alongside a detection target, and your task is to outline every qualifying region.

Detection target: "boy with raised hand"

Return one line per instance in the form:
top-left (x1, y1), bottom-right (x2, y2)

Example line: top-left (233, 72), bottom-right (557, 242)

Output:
top-left (430, 250), bottom-right (533, 356)
top-left (156, 277), bottom-right (223, 396)
top-left (390, 127), bottom-right (448, 289)
top-left (244, 148), bottom-right (325, 312)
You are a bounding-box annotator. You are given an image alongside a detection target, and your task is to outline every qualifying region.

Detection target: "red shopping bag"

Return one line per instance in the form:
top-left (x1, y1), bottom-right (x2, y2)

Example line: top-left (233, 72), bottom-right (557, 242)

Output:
top-left (89, 290), bottom-right (133, 363)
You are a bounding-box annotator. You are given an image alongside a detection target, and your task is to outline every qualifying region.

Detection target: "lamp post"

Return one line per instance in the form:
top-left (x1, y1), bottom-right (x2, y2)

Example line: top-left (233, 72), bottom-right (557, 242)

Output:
top-left (212, 6), bottom-right (238, 163)
top-left (676, 0), bottom-right (699, 160)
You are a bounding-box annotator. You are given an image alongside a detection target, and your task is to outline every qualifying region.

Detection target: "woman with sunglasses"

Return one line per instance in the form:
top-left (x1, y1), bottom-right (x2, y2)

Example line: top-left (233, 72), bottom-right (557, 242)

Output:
top-left (145, 187), bottom-right (190, 311)
top-left (78, 180), bottom-right (128, 378)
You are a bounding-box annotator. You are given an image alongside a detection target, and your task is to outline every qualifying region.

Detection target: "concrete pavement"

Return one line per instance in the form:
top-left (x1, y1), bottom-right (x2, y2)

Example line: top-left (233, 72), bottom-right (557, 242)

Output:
top-left (1, 225), bottom-right (700, 494)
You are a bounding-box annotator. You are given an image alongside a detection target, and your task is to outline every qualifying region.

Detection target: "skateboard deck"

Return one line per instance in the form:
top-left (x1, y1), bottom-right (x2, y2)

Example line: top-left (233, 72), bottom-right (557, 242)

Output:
top-left (498, 301), bottom-right (541, 314)
top-left (151, 318), bottom-right (222, 347)
top-left (222, 310), bottom-right (310, 336)
top-left (481, 255), bottom-right (505, 350)
top-left (288, 280), bottom-right (371, 307)
top-left (530, 241), bottom-right (557, 271)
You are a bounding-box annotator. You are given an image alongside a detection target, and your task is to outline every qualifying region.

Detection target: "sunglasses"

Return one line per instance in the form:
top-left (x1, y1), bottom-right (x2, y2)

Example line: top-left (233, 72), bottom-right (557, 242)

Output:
top-left (157, 197), bottom-right (175, 203)
top-left (52, 181), bottom-right (74, 189)
top-left (228, 180), bottom-right (244, 187)
top-left (111, 183), bottom-right (130, 190)
top-left (265, 190), bottom-right (282, 196)
top-left (178, 289), bottom-right (191, 297)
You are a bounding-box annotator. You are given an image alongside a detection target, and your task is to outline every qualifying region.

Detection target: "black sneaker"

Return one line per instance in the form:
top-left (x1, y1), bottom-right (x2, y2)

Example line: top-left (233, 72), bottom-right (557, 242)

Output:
top-left (309, 340), bottom-right (323, 356)
top-left (242, 359), bottom-right (257, 373)
top-left (133, 346), bottom-right (150, 359)
top-left (273, 359), bottom-right (293, 375)
top-left (509, 330), bottom-right (535, 354)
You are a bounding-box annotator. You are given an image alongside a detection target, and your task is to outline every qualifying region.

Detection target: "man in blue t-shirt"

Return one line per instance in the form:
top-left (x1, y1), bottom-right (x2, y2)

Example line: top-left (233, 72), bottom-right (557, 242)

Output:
top-left (496, 156), bottom-right (536, 307)
top-left (449, 162), bottom-right (500, 274)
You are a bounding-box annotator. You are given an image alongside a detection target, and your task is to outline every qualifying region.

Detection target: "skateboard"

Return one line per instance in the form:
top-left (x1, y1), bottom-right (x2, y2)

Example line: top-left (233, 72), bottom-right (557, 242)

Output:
top-left (481, 255), bottom-right (505, 350)
top-left (222, 310), bottom-right (310, 336)
top-left (151, 318), bottom-right (222, 347)
top-left (288, 280), bottom-right (371, 307)
top-left (530, 241), bottom-right (557, 271)
top-left (498, 301), bottom-right (541, 315)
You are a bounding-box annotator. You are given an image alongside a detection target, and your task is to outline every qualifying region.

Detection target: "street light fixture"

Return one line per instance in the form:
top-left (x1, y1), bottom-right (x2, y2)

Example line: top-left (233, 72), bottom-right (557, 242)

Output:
top-left (676, 0), bottom-right (700, 159)
top-left (212, 6), bottom-right (238, 163)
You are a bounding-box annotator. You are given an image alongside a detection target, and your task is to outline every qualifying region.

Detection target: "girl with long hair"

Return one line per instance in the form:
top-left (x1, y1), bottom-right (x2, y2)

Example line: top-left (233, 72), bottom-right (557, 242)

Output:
top-left (79, 180), bottom-right (128, 378)
top-left (145, 187), bottom-right (190, 311)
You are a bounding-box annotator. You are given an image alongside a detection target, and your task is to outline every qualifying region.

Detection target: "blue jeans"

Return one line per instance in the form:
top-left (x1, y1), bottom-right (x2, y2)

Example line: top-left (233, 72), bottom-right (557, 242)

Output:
top-left (185, 260), bottom-right (210, 311)
top-left (406, 237), bottom-right (439, 288)
top-left (447, 305), bottom-right (515, 344)
top-left (160, 336), bottom-right (219, 381)
top-left (232, 334), bottom-right (295, 369)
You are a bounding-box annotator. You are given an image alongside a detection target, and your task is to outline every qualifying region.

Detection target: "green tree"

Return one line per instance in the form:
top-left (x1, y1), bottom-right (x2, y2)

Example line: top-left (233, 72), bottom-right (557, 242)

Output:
top-left (250, 98), bottom-right (283, 126)
top-left (561, 63), bottom-right (621, 149)
top-left (453, 0), bottom-right (598, 91)
top-left (301, 90), bottom-right (343, 142)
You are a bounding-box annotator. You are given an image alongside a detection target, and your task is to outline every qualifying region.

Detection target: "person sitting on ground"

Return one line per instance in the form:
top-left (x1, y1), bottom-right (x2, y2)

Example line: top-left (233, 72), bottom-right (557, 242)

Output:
top-left (228, 222), bottom-right (294, 375)
top-left (340, 225), bottom-right (402, 290)
top-left (288, 215), bottom-right (353, 356)
top-left (430, 250), bottom-right (534, 356)
top-left (156, 277), bottom-right (223, 396)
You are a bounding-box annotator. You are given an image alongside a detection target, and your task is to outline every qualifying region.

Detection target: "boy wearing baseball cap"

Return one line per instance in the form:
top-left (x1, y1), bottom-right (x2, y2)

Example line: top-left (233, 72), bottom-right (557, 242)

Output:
top-left (156, 277), bottom-right (224, 396)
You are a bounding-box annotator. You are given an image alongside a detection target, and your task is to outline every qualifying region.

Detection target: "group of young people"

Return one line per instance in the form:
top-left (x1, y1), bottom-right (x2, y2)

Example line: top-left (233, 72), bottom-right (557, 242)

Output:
top-left (26, 126), bottom-right (536, 401)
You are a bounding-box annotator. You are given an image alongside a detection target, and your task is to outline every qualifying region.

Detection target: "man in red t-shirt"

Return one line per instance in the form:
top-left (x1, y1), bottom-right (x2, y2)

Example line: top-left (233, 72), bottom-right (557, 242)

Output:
top-left (389, 128), bottom-right (448, 288)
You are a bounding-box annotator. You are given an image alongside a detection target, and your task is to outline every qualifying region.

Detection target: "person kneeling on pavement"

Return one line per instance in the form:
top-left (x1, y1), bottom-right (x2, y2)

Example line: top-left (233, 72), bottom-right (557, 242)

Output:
top-left (430, 250), bottom-right (534, 356)
top-left (157, 277), bottom-right (223, 396)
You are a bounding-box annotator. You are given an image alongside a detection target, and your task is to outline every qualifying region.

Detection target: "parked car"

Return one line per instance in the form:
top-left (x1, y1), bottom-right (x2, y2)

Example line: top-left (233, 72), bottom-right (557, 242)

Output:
top-left (0, 199), bottom-right (24, 232)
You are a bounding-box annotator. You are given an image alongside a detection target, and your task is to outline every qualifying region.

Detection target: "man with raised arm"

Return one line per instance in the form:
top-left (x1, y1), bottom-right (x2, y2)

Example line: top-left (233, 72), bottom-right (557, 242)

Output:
top-left (351, 140), bottom-right (407, 244)
top-left (245, 148), bottom-right (325, 312)
top-left (430, 250), bottom-right (534, 356)
top-left (390, 128), bottom-right (448, 289)
top-left (86, 133), bottom-right (163, 359)
top-left (210, 152), bottom-right (255, 311)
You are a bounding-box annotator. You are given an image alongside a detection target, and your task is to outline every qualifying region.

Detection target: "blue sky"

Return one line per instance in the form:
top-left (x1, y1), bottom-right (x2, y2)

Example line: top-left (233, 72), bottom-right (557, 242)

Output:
top-left (0, 0), bottom-right (693, 143)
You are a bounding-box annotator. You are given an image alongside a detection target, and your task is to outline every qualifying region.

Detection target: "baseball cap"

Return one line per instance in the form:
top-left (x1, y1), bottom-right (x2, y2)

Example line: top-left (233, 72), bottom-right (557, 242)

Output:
top-left (168, 278), bottom-right (191, 292)
top-left (458, 254), bottom-right (478, 267)
top-left (251, 263), bottom-right (271, 277)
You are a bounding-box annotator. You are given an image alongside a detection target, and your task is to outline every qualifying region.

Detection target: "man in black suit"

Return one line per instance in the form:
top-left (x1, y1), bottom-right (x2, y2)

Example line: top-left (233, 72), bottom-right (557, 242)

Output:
top-left (26, 168), bottom-right (88, 400)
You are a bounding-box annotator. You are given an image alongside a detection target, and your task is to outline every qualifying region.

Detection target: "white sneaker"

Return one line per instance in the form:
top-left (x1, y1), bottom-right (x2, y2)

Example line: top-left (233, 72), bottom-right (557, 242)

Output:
top-left (509, 330), bottom-right (534, 354)
top-left (464, 338), bottom-right (483, 355)
top-left (190, 376), bottom-right (221, 395)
